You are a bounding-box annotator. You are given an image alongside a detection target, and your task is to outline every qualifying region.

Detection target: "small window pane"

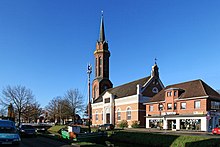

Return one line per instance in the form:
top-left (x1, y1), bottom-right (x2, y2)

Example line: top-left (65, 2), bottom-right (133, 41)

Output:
top-left (181, 102), bottom-right (186, 109)
top-left (195, 101), bottom-right (200, 109)
top-left (167, 103), bottom-right (172, 110)
top-left (127, 108), bottom-right (131, 120)
top-left (150, 105), bottom-right (153, 112)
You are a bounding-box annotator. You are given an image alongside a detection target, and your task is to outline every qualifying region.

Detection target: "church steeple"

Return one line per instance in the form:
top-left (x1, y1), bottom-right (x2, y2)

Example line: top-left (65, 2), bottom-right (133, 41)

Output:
top-left (92, 12), bottom-right (113, 100)
top-left (99, 12), bottom-right (105, 43)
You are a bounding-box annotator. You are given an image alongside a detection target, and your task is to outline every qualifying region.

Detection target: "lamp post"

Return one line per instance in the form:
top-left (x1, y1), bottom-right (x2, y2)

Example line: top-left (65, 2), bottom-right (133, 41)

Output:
top-left (159, 102), bottom-right (167, 133)
top-left (87, 64), bottom-right (92, 133)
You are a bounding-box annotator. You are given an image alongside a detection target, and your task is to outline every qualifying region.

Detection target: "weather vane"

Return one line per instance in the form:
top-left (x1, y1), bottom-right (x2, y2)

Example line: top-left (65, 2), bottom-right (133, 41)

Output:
top-left (154, 58), bottom-right (157, 64)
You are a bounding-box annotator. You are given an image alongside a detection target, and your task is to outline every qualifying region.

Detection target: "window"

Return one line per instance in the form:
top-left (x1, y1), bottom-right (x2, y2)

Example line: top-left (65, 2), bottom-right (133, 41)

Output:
top-left (105, 98), bottom-right (110, 103)
top-left (95, 111), bottom-right (98, 121)
top-left (194, 101), bottom-right (200, 109)
top-left (117, 109), bottom-right (121, 120)
top-left (126, 107), bottom-right (131, 120)
top-left (167, 91), bottom-right (172, 97)
top-left (95, 58), bottom-right (97, 76)
top-left (158, 104), bottom-right (163, 111)
top-left (149, 105), bottom-right (153, 112)
top-left (174, 103), bottom-right (177, 110)
top-left (181, 102), bottom-right (186, 109)
top-left (101, 111), bottom-right (103, 120)
top-left (167, 103), bottom-right (172, 110)
top-left (211, 101), bottom-right (220, 109)
top-left (174, 91), bottom-right (177, 96)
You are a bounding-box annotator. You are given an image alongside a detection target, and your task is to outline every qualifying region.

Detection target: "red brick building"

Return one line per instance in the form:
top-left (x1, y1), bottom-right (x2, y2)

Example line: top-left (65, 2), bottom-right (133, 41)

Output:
top-left (145, 80), bottom-right (220, 131)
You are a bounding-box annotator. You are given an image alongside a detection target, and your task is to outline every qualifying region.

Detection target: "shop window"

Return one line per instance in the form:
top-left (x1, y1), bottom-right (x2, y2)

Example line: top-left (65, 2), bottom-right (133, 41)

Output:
top-left (149, 105), bottom-right (153, 111)
top-left (180, 119), bottom-right (201, 130)
top-left (167, 103), bottom-right (172, 110)
top-left (194, 101), bottom-right (200, 109)
top-left (181, 102), bottom-right (186, 109)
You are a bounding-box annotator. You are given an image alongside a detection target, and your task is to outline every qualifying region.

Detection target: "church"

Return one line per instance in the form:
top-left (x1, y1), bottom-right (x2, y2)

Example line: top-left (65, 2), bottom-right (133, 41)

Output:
top-left (91, 14), bottom-right (164, 127)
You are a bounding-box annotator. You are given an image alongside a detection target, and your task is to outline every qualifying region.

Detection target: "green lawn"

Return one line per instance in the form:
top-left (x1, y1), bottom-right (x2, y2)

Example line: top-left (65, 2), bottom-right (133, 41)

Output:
top-left (47, 125), bottom-right (219, 146)
top-left (109, 131), bottom-right (220, 147)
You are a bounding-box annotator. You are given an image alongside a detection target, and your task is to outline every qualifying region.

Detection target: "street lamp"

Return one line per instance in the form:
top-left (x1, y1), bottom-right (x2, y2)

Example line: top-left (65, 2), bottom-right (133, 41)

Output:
top-left (159, 101), bottom-right (167, 133)
top-left (87, 64), bottom-right (92, 133)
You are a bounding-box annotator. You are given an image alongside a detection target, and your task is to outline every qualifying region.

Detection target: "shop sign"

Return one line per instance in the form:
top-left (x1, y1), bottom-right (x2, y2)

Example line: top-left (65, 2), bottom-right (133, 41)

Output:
top-left (193, 111), bottom-right (204, 114)
top-left (161, 112), bottom-right (176, 115)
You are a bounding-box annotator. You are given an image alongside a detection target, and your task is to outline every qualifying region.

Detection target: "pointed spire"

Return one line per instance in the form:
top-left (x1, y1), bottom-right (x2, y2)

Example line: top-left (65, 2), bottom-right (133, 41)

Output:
top-left (99, 11), bottom-right (105, 42)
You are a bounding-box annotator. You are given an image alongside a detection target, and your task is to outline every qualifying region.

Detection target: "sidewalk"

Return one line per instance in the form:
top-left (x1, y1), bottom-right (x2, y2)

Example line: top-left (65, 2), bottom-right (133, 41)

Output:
top-left (123, 128), bottom-right (213, 136)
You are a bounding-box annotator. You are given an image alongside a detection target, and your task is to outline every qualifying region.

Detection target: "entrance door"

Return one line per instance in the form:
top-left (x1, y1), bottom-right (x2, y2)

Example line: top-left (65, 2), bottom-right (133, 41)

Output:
top-left (106, 113), bottom-right (110, 123)
top-left (167, 120), bottom-right (176, 130)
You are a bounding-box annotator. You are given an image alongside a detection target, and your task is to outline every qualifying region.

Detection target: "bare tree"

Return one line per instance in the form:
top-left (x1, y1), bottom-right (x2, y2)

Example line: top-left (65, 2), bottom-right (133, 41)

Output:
top-left (45, 96), bottom-right (62, 123)
top-left (64, 89), bottom-right (84, 123)
top-left (22, 102), bottom-right (42, 123)
top-left (1, 85), bottom-right (34, 126)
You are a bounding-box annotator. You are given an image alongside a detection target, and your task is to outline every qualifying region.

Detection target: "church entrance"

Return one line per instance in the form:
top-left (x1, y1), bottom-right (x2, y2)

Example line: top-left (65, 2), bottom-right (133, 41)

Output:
top-left (106, 113), bottom-right (110, 123)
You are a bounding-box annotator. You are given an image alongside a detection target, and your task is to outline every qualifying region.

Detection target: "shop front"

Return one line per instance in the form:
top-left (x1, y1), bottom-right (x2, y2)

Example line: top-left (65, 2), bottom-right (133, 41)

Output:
top-left (146, 115), bottom-right (208, 131)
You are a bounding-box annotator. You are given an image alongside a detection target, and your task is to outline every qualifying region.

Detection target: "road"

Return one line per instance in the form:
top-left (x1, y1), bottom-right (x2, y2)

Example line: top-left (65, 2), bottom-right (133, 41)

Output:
top-left (20, 136), bottom-right (73, 147)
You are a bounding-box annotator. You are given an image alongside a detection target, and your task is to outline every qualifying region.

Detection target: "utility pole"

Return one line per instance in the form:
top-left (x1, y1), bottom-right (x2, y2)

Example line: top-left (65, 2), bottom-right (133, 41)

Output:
top-left (87, 64), bottom-right (92, 133)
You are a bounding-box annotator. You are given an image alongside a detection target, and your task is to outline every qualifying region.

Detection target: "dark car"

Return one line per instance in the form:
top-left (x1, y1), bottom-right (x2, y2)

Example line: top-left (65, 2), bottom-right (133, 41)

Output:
top-left (99, 124), bottom-right (114, 131)
top-left (0, 120), bottom-right (21, 145)
top-left (19, 124), bottom-right (36, 137)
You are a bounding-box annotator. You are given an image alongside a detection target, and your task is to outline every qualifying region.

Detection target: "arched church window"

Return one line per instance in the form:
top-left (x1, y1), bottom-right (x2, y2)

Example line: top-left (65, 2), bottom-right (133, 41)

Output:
top-left (98, 57), bottom-right (102, 76)
top-left (126, 107), bottom-right (131, 120)
top-left (117, 108), bottom-right (121, 120)
top-left (94, 86), bottom-right (98, 99)
top-left (95, 111), bottom-right (98, 121)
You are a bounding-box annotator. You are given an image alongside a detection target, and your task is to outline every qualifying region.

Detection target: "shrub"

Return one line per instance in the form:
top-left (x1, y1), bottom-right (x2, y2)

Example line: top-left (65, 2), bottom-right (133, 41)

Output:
top-left (131, 121), bottom-right (140, 128)
top-left (118, 120), bottom-right (128, 129)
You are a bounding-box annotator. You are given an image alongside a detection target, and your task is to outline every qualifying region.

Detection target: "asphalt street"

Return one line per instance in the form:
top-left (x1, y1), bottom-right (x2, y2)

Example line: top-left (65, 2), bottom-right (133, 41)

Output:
top-left (20, 136), bottom-right (72, 147)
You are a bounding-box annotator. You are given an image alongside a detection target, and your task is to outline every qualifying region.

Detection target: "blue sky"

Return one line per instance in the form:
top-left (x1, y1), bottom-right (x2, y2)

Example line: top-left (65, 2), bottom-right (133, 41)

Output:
top-left (0, 0), bottom-right (220, 108)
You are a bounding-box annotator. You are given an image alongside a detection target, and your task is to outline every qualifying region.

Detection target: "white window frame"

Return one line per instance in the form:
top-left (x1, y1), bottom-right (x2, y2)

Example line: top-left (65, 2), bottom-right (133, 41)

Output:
top-left (95, 111), bottom-right (98, 121)
top-left (194, 101), bottom-right (200, 109)
top-left (126, 107), bottom-right (131, 120)
top-left (181, 102), bottom-right (186, 109)
top-left (149, 105), bottom-right (154, 112)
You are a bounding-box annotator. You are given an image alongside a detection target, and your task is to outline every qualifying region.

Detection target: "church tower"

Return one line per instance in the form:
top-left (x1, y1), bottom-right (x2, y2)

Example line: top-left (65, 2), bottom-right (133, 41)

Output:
top-left (92, 13), bottom-right (113, 100)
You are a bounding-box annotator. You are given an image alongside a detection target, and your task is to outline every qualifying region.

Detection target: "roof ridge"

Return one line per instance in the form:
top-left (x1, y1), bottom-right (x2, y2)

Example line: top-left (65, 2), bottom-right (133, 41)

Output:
top-left (200, 80), bottom-right (220, 97)
top-left (167, 79), bottom-right (202, 87)
top-left (109, 76), bottom-right (150, 90)
top-left (199, 80), bottom-right (208, 96)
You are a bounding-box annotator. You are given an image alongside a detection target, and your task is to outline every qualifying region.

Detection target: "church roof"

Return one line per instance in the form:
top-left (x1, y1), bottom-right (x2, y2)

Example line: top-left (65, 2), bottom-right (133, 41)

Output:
top-left (93, 76), bottom-right (151, 103)
top-left (148, 79), bottom-right (220, 103)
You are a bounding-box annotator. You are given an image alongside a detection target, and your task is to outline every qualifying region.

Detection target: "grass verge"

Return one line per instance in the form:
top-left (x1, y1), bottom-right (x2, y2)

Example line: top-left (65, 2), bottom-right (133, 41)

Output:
top-left (109, 131), bottom-right (220, 146)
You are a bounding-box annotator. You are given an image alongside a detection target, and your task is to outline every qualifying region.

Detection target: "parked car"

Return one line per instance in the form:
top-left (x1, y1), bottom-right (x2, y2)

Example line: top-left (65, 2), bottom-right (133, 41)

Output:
top-left (212, 126), bottom-right (220, 135)
top-left (19, 124), bottom-right (37, 137)
top-left (99, 124), bottom-right (114, 131)
top-left (0, 120), bottom-right (21, 145)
